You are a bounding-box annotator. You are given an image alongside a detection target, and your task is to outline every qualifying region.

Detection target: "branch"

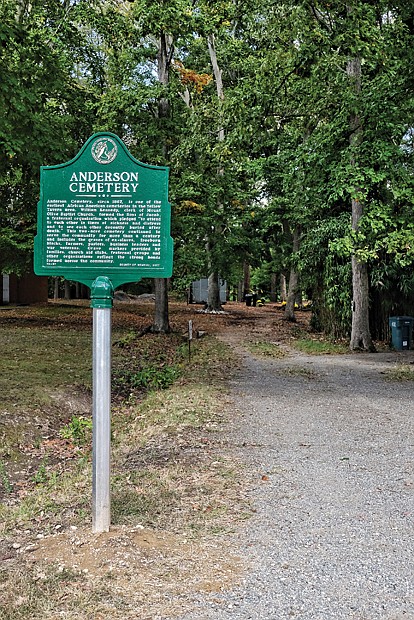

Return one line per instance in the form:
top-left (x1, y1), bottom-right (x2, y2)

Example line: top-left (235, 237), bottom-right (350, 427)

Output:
top-left (309, 3), bottom-right (333, 31)
top-left (178, 89), bottom-right (193, 109)
top-left (207, 34), bottom-right (224, 101)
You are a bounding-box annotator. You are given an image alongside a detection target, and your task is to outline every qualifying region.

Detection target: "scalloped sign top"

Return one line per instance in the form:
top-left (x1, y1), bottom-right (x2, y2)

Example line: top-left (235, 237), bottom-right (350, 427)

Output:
top-left (34, 132), bottom-right (173, 289)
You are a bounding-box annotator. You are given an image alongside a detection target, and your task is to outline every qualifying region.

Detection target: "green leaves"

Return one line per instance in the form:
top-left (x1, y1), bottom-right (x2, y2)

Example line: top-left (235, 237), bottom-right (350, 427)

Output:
top-left (0, 0), bottom-right (103, 272)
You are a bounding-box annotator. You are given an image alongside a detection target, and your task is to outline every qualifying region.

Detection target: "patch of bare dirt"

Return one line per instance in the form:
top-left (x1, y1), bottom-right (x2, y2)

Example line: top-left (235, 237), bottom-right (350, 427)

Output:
top-left (1, 387), bottom-right (92, 504)
top-left (1, 526), bottom-right (242, 618)
top-left (30, 525), bottom-right (241, 582)
top-left (211, 303), bottom-right (312, 348)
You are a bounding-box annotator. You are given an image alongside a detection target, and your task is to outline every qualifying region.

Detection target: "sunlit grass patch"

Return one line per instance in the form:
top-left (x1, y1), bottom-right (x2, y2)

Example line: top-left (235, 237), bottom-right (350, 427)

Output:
top-left (384, 364), bottom-right (414, 381)
top-left (128, 382), bottom-right (225, 436)
top-left (279, 366), bottom-right (317, 379)
top-left (111, 455), bottom-right (246, 535)
top-left (185, 335), bottom-right (238, 380)
top-left (292, 337), bottom-right (348, 355)
top-left (246, 340), bottom-right (286, 358)
top-left (0, 326), bottom-right (92, 412)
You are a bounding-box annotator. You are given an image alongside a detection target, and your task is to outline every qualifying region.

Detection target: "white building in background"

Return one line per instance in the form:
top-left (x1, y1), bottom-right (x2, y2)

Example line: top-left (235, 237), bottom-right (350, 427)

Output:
top-left (2, 274), bottom-right (10, 304)
top-left (1, 272), bottom-right (48, 305)
top-left (191, 278), bottom-right (227, 304)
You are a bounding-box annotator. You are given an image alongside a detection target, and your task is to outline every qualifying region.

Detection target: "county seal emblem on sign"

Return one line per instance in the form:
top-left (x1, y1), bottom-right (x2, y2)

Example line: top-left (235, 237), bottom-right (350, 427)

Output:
top-left (91, 137), bottom-right (118, 164)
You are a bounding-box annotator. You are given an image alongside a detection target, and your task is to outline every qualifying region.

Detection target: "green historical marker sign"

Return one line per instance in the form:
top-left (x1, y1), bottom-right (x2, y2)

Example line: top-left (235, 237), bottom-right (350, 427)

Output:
top-left (34, 133), bottom-right (174, 532)
top-left (34, 132), bottom-right (173, 289)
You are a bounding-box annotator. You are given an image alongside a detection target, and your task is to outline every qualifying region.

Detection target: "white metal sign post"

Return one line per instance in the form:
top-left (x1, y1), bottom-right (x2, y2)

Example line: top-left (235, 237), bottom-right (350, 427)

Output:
top-left (91, 276), bottom-right (113, 532)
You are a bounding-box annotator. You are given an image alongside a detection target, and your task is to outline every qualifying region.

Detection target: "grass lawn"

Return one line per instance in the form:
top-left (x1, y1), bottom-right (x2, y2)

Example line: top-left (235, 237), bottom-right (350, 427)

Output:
top-left (0, 325), bottom-right (92, 412)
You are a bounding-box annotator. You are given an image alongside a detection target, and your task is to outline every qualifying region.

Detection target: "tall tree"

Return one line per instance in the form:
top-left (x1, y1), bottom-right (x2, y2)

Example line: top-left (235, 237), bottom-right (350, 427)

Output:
top-left (92, 0), bottom-right (195, 330)
top-left (289, 0), bottom-right (414, 345)
top-left (152, 29), bottom-right (174, 332)
top-left (170, 1), bottom-right (257, 309)
top-left (347, 50), bottom-right (375, 350)
top-left (284, 225), bottom-right (301, 321)
top-left (0, 0), bottom-right (99, 274)
top-left (204, 33), bottom-right (225, 311)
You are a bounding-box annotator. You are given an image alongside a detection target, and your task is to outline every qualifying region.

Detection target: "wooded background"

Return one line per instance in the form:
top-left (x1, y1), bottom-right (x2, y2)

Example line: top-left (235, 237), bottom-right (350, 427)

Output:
top-left (1, 0), bottom-right (414, 348)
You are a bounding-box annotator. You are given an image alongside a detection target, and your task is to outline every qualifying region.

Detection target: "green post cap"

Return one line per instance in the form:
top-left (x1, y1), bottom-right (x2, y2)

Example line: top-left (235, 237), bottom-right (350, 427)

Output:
top-left (91, 276), bottom-right (114, 309)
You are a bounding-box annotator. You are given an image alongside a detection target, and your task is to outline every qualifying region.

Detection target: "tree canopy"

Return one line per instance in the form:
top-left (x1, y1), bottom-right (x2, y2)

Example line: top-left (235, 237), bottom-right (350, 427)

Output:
top-left (2, 0), bottom-right (414, 345)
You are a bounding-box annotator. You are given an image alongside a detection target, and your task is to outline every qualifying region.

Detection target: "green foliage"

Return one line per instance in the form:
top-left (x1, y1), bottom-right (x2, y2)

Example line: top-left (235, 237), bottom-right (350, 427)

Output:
top-left (114, 364), bottom-right (180, 395)
top-left (237, 0), bottom-right (414, 339)
top-left (60, 416), bottom-right (92, 447)
top-left (112, 329), bottom-right (186, 397)
top-left (0, 0), bottom-right (100, 273)
top-left (0, 460), bottom-right (13, 494)
top-left (299, 215), bottom-right (352, 337)
top-left (114, 331), bottom-right (138, 348)
top-left (3, 0), bottom-right (414, 344)
top-left (292, 338), bottom-right (349, 355)
top-left (32, 457), bottom-right (50, 485)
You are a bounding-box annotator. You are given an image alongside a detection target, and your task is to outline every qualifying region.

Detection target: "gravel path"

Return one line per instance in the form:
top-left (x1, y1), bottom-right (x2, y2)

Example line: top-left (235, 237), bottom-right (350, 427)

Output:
top-left (177, 341), bottom-right (414, 620)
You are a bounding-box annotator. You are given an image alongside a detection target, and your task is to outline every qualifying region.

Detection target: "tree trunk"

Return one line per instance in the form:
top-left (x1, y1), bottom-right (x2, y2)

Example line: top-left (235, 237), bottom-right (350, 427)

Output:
top-left (206, 33), bottom-right (225, 310)
top-left (15, 0), bottom-right (29, 23)
top-left (280, 273), bottom-right (287, 302)
top-left (152, 278), bottom-right (170, 333)
top-left (270, 273), bottom-right (277, 302)
top-left (243, 261), bottom-right (250, 300)
top-left (152, 278), bottom-right (170, 330)
top-left (285, 272), bottom-right (299, 321)
top-left (152, 30), bottom-right (173, 332)
top-left (350, 255), bottom-right (374, 350)
top-left (207, 33), bottom-right (225, 127)
top-left (64, 279), bottom-right (71, 300)
top-left (347, 54), bottom-right (375, 351)
top-left (238, 280), bottom-right (243, 302)
top-left (284, 226), bottom-right (301, 322)
top-left (54, 277), bottom-right (59, 301)
top-left (205, 237), bottom-right (222, 311)
top-left (207, 271), bottom-right (221, 311)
